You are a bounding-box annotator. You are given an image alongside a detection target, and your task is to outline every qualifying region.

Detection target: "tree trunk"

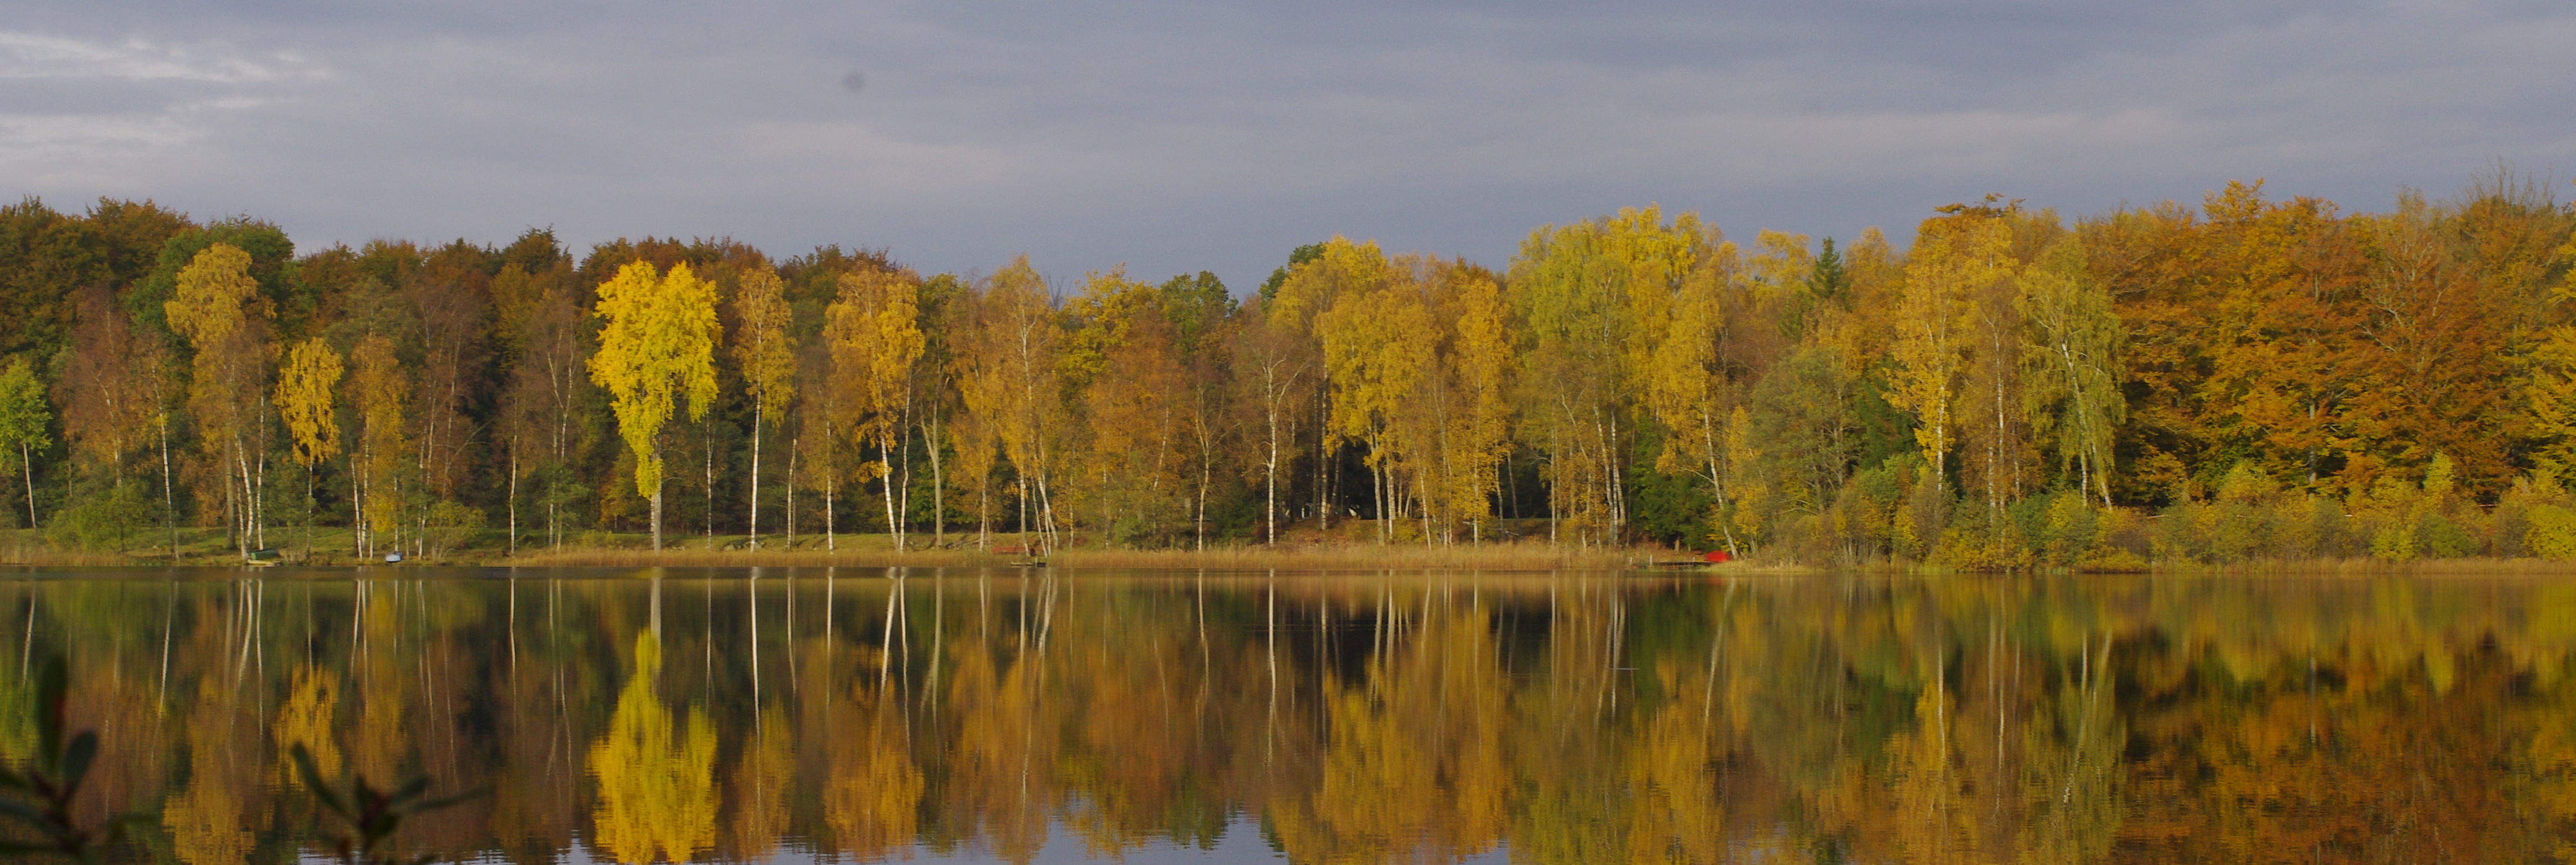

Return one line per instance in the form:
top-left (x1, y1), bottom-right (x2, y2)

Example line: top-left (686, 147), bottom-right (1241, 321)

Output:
top-left (748, 397), bottom-right (763, 550)
top-left (651, 442), bottom-right (665, 551)
top-left (922, 411), bottom-right (943, 549)
top-left (785, 436), bottom-right (797, 549)
top-left (160, 417), bottom-right (176, 561)
top-left (1371, 456), bottom-right (1387, 545)
top-left (705, 423), bottom-right (715, 550)
top-left (1263, 399), bottom-right (1279, 544)
top-left (880, 435), bottom-right (901, 554)
top-left (506, 437), bottom-right (518, 557)
top-left (352, 451), bottom-right (365, 558)
top-left (898, 418), bottom-right (913, 550)
top-left (19, 440), bottom-right (32, 529)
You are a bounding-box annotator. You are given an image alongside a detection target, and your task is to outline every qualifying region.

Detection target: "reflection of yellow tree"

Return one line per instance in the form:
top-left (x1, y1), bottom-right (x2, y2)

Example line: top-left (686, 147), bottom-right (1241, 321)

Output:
top-left (727, 707), bottom-right (795, 859)
top-left (273, 664), bottom-right (342, 782)
top-left (349, 588), bottom-right (410, 783)
top-left (165, 778), bottom-right (254, 865)
top-left (824, 693), bottom-right (922, 859)
top-left (165, 680), bottom-right (266, 865)
top-left (590, 633), bottom-right (718, 864)
top-left (943, 632), bottom-right (1054, 863)
top-left (1618, 700), bottom-right (1726, 864)
top-left (2014, 635), bottom-right (2121, 865)
top-left (1268, 598), bottom-right (1509, 864)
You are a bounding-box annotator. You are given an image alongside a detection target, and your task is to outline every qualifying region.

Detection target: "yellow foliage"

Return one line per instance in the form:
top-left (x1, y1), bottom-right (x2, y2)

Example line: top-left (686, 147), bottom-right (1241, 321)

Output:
top-left (350, 334), bottom-right (410, 542)
top-left (274, 337), bottom-right (342, 469)
top-left (165, 243), bottom-right (261, 349)
top-left (589, 261), bottom-right (722, 500)
top-left (729, 266), bottom-right (797, 410)
top-left (825, 267), bottom-right (924, 437)
top-left (1891, 215), bottom-right (2016, 492)
top-left (2528, 504), bottom-right (2576, 559)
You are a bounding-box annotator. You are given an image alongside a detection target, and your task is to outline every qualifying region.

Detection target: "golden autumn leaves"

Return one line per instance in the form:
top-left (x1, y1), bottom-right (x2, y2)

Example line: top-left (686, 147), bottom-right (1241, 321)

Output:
top-left (588, 262), bottom-right (722, 551)
top-left (588, 633), bottom-right (719, 864)
top-left (168, 242), bottom-right (274, 555)
top-left (583, 259), bottom-right (935, 554)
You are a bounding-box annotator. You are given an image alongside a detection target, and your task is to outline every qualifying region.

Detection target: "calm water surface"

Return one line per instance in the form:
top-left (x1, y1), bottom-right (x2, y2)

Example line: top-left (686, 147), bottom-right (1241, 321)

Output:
top-left (16, 568), bottom-right (2575, 863)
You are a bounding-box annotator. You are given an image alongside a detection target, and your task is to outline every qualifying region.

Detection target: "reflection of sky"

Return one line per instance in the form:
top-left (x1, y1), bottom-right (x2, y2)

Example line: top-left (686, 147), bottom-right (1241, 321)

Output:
top-left (7, 2), bottom-right (2571, 289)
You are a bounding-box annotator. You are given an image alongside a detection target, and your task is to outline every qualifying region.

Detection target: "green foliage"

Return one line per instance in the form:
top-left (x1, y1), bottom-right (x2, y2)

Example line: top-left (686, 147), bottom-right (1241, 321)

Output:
top-left (0, 358), bottom-right (50, 526)
top-left (2416, 513), bottom-right (2476, 559)
top-left (1623, 427), bottom-right (1713, 550)
top-left (422, 501), bottom-right (486, 559)
top-left (1257, 243), bottom-right (1326, 304)
top-left (1807, 237), bottom-right (1847, 305)
top-left (133, 219), bottom-right (297, 341)
top-left (45, 477), bottom-right (150, 554)
top-left (1156, 271), bottom-right (1235, 356)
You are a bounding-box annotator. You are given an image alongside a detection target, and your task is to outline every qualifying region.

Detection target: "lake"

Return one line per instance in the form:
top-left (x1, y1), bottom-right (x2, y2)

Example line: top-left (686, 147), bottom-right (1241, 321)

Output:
top-left (14, 567), bottom-right (2574, 863)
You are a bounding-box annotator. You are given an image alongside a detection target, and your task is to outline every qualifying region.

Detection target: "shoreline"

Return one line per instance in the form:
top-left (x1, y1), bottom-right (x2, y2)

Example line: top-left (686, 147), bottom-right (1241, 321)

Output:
top-left (0, 528), bottom-right (1720, 572)
top-left (8, 528), bottom-right (2576, 575)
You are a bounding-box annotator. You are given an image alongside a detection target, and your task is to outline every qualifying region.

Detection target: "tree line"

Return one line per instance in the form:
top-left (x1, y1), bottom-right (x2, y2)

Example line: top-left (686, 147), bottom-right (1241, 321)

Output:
top-left (4, 173), bottom-right (2574, 563)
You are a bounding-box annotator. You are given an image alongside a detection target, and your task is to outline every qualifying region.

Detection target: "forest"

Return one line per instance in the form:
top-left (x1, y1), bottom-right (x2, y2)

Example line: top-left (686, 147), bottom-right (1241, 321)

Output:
top-left (2, 173), bottom-right (2574, 567)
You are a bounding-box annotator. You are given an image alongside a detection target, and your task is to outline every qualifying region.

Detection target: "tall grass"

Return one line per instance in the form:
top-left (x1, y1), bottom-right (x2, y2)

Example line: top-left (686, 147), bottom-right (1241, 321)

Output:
top-left (500, 539), bottom-right (1676, 572)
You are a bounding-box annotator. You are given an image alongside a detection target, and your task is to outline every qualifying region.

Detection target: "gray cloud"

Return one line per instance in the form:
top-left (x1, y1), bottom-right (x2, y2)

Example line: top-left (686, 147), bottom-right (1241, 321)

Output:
top-left (3, 1), bottom-right (2570, 290)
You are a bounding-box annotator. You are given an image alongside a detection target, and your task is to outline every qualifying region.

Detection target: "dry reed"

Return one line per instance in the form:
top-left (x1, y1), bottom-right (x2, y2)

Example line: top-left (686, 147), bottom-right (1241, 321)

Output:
top-left (499, 539), bottom-right (1676, 572)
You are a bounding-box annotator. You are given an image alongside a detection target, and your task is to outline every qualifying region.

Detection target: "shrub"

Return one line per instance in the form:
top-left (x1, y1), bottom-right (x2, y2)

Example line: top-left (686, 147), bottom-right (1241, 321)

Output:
top-left (2528, 504), bottom-right (2576, 560)
top-left (422, 500), bottom-right (485, 559)
top-left (45, 479), bottom-right (151, 553)
top-left (2370, 523), bottom-right (2417, 562)
top-left (2415, 513), bottom-right (2476, 559)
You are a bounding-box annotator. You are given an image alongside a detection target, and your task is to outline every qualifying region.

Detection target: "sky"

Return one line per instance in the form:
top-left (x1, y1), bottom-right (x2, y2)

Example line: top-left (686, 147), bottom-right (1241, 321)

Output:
top-left (3, 0), bottom-right (2572, 292)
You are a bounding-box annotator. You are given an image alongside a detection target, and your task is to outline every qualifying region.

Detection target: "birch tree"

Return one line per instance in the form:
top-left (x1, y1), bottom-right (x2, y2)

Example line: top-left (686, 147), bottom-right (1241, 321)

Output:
top-left (589, 261), bottom-right (722, 551)
top-left (1507, 207), bottom-right (1707, 544)
top-left (2018, 239), bottom-right (2124, 506)
top-left (273, 337), bottom-right (341, 559)
top-left (349, 334), bottom-right (408, 557)
top-left (1891, 214), bottom-right (2014, 499)
top-left (165, 242), bottom-right (274, 555)
top-left (955, 258), bottom-right (1061, 552)
top-left (826, 267), bottom-right (924, 551)
top-left (0, 359), bottom-right (50, 531)
top-left (1233, 316), bottom-right (1307, 544)
top-left (730, 266), bottom-right (795, 550)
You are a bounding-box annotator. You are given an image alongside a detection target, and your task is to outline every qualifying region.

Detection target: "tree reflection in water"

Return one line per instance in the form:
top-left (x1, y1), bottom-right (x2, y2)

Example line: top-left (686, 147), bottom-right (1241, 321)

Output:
top-left (16, 569), bottom-right (2576, 863)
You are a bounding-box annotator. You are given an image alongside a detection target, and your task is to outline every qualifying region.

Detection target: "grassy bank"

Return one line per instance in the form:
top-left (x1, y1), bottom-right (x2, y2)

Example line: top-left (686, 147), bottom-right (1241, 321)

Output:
top-left (504, 542), bottom-right (1675, 572)
top-left (14, 526), bottom-right (2570, 575)
top-left (0, 526), bottom-right (1707, 572)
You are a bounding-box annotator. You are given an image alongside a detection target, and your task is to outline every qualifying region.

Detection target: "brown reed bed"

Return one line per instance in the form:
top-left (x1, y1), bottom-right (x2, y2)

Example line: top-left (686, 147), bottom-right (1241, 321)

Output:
top-left (2141, 556), bottom-right (2576, 578)
top-left (496, 537), bottom-right (1681, 572)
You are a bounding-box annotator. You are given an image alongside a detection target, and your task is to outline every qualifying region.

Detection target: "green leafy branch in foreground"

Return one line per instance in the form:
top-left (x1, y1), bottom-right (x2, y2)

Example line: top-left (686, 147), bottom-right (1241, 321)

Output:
top-left (0, 658), bottom-right (140, 864)
top-left (288, 744), bottom-right (482, 865)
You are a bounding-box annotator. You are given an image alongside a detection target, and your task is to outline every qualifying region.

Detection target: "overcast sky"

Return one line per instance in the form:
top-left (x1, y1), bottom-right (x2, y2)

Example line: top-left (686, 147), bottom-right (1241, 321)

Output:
top-left (4, 1), bottom-right (2571, 290)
